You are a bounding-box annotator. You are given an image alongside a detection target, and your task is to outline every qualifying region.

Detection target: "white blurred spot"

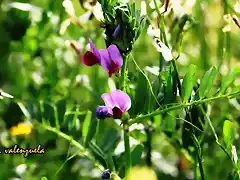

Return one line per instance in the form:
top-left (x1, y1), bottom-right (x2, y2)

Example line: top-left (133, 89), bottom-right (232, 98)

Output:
top-left (108, 78), bottom-right (116, 91)
top-left (177, 53), bottom-right (189, 65)
top-left (79, 11), bottom-right (92, 25)
top-left (76, 74), bottom-right (89, 86)
top-left (234, 1), bottom-right (240, 13)
top-left (232, 145), bottom-right (238, 164)
top-left (60, 19), bottom-right (71, 35)
top-left (92, 2), bottom-right (104, 22)
top-left (129, 123), bottom-right (145, 131)
top-left (145, 66), bottom-right (160, 76)
top-left (147, 25), bottom-right (161, 38)
top-left (63, 0), bottom-right (75, 17)
top-left (152, 151), bottom-right (178, 176)
top-left (32, 72), bottom-right (43, 85)
top-left (141, 1), bottom-right (147, 17)
top-left (220, 63), bottom-right (229, 76)
top-left (16, 164), bottom-right (27, 175)
top-left (1, 91), bottom-right (14, 98)
top-left (114, 136), bottom-right (139, 155)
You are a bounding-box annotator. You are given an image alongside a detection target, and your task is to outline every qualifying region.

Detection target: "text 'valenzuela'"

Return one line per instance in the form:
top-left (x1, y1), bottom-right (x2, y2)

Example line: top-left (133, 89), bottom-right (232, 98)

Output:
top-left (2, 144), bottom-right (46, 157)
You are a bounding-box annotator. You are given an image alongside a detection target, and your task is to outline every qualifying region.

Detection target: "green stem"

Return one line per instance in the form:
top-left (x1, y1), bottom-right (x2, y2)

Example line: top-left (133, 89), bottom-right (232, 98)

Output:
top-left (153, 0), bottom-right (168, 72)
top-left (130, 91), bottom-right (240, 124)
top-left (172, 60), bottom-right (182, 96)
top-left (39, 123), bottom-right (104, 171)
top-left (223, 0), bottom-right (231, 70)
top-left (120, 54), bottom-right (131, 177)
top-left (200, 107), bottom-right (218, 141)
top-left (145, 126), bottom-right (152, 167)
top-left (192, 135), bottom-right (205, 180)
top-left (121, 55), bottom-right (128, 92)
top-left (124, 125), bottom-right (132, 176)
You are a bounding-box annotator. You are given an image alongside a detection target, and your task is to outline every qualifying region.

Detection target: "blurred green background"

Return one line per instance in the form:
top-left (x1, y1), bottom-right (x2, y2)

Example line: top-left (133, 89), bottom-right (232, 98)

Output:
top-left (0, 0), bottom-right (240, 179)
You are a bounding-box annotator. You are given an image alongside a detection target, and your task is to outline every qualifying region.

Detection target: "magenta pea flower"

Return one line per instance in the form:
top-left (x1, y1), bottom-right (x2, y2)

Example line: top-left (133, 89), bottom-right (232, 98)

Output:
top-left (82, 39), bottom-right (123, 77)
top-left (96, 90), bottom-right (131, 119)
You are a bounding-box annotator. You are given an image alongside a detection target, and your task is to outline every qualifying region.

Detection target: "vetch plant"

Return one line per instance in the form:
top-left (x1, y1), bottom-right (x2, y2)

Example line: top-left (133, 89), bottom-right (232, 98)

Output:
top-left (4, 0), bottom-right (240, 180)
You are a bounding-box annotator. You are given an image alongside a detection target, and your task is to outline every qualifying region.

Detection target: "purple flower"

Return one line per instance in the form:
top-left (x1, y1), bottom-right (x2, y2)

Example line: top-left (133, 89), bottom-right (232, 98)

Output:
top-left (96, 90), bottom-right (131, 119)
top-left (82, 39), bottom-right (123, 77)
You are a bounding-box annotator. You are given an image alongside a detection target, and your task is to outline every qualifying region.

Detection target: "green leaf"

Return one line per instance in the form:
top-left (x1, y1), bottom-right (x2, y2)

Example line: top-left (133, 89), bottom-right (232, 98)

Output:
top-left (181, 64), bottom-right (197, 103)
top-left (99, 128), bottom-right (120, 153)
top-left (219, 66), bottom-right (240, 95)
top-left (223, 120), bottom-right (235, 150)
top-left (134, 72), bottom-right (149, 115)
top-left (237, 159), bottom-right (240, 169)
top-left (89, 141), bottom-right (106, 161)
top-left (131, 144), bottom-right (144, 166)
top-left (41, 177), bottom-right (48, 180)
top-left (199, 66), bottom-right (217, 99)
top-left (56, 99), bottom-right (66, 124)
top-left (82, 111), bottom-right (92, 146)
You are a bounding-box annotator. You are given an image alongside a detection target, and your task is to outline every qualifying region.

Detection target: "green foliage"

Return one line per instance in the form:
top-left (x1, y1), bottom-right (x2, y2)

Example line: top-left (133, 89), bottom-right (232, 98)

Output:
top-left (181, 64), bottom-right (197, 103)
top-left (82, 111), bottom-right (92, 146)
top-left (199, 66), bottom-right (217, 99)
top-left (223, 120), bottom-right (235, 150)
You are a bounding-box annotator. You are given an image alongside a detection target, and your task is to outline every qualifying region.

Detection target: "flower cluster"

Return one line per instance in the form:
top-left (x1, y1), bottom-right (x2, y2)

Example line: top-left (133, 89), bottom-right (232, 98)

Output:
top-left (82, 39), bottom-right (123, 77)
top-left (81, 40), bottom-right (131, 120)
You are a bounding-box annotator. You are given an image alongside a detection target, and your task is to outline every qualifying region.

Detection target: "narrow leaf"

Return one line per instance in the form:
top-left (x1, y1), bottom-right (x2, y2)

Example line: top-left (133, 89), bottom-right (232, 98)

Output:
top-left (199, 66), bottom-right (217, 99)
top-left (82, 111), bottom-right (92, 146)
top-left (219, 66), bottom-right (240, 95)
top-left (223, 120), bottom-right (235, 150)
top-left (181, 64), bottom-right (197, 103)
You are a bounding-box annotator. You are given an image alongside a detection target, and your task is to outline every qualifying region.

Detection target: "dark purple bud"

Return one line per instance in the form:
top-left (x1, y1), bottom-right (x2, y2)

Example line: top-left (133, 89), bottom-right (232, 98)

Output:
top-left (113, 24), bottom-right (121, 39)
top-left (101, 169), bottom-right (111, 179)
top-left (96, 106), bottom-right (112, 119)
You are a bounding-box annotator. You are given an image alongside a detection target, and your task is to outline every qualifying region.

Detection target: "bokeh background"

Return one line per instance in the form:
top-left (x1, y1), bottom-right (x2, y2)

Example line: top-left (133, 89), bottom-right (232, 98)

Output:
top-left (0, 0), bottom-right (240, 179)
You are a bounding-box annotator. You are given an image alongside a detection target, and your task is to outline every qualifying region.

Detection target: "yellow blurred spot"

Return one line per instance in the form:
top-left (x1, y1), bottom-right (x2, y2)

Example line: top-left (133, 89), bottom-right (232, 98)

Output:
top-left (10, 123), bottom-right (32, 136)
top-left (126, 166), bottom-right (157, 180)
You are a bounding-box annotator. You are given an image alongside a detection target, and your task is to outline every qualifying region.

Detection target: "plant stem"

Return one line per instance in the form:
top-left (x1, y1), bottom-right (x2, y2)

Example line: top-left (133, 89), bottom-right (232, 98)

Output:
top-left (120, 54), bottom-right (132, 177)
top-left (145, 126), bottom-right (152, 167)
top-left (39, 123), bottom-right (104, 171)
top-left (223, 0), bottom-right (231, 70)
top-left (121, 55), bottom-right (128, 92)
top-left (124, 125), bottom-right (132, 176)
top-left (153, 0), bottom-right (168, 72)
top-left (153, 0), bottom-right (168, 46)
top-left (130, 91), bottom-right (240, 124)
top-left (192, 135), bottom-right (205, 180)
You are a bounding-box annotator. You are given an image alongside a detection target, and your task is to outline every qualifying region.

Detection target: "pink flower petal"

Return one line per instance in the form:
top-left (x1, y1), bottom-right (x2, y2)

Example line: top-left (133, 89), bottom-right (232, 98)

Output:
top-left (99, 49), bottom-right (112, 72)
top-left (107, 45), bottom-right (123, 68)
top-left (89, 39), bottom-right (101, 61)
top-left (101, 93), bottom-right (116, 109)
top-left (109, 90), bottom-right (131, 112)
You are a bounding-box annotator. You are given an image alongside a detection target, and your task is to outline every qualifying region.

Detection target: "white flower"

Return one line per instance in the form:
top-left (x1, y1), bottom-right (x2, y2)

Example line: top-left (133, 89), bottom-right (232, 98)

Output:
top-left (234, 1), bottom-right (240, 13)
top-left (147, 25), bottom-right (160, 38)
top-left (152, 38), bottom-right (173, 61)
top-left (91, 2), bottom-right (104, 22)
top-left (79, 11), bottom-right (92, 24)
top-left (141, 1), bottom-right (147, 17)
top-left (63, 0), bottom-right (75, 17)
